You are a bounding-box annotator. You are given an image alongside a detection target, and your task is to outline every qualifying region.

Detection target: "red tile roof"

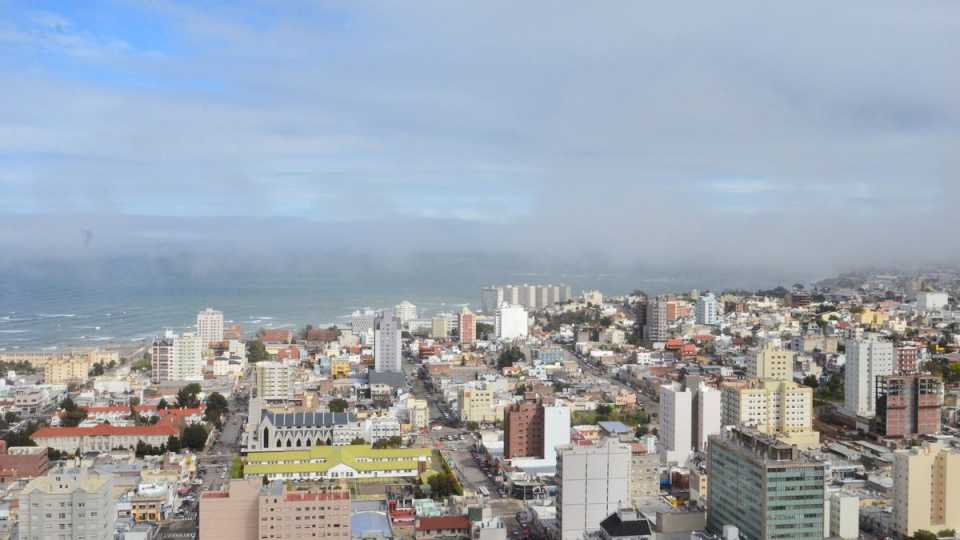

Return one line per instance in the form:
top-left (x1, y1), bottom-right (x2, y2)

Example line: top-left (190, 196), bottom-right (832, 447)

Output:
top-left (33, 424), bottom-right (178, 439)
top-left (416, 516), bottom-right (471, 531)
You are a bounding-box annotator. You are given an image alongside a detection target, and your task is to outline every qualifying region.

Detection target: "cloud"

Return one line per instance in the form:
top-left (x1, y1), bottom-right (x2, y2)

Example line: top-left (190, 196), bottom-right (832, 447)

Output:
top-left (0, 0), bottom-right (958, 286)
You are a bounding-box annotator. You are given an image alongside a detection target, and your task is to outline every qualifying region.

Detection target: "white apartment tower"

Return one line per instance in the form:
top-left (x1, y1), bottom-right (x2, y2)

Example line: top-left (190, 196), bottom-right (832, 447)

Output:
top-left (20, 468), bottom-right (116, 540)
top-left (557, 439), bottom-right (632, 540)
top-left (542, 404), bottom-right (572, 465)
top-left (695, 293), bottom-right (719, 326)
top-left (152, 331), bottom-right (203, 383)
top-left (844, 336), bottom-right (894, 417)
top-left (255, 361), bottom-right (295, 401)
top-left (644, 296), bottom-right (668, 343)
top-left (196, 307), bottom-right (224, 345)
top-left (659, 383), bottom-right (693, 465)
top-left (393, 301), bottom-right (417, 327)
top-left (374, 314), bottom-right (403, 373)
top-left (495, 303), bottom-right (528, 341)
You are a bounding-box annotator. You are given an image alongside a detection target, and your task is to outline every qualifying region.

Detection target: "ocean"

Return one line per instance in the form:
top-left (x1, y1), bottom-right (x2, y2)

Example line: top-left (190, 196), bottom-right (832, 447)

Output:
top-left (0, 254), bottom-right (693, 350)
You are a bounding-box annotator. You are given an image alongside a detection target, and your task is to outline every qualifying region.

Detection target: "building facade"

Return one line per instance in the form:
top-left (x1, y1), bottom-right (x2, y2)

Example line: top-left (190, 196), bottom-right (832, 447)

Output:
top-left (721, 379), bottom-right (819, 448)
top-left (197, 307), bottom-right (224, 345)
top-left (893, 443), bottom-right (960, 537)
top-left (874, 374), bottom-right (943, 438)
top-left (707, 428), bottom-right (825, 540)
top-left (249, 411), bottom-right (359, 451)
top-left (495, 304), bottom-right (528, 341)
top-left (748, 344), bottom-right (794, 381)
top-left (459, 308), bottom-right (476, 345)
top-left (458, 383), bottom-right (497, 424)
top-left (394, 301), bottom-right (418, 327)
top-left (31, 424), bottom-right (179, 454)
top-left (695, 293), bottom-right (719, 326)
top-left (243, 445), bottom-right (431, 481)
top-left (844, 336), bottom-right (894, 417)
top-left (255, 361), bottom-right (296, 402)
top-left (557, 439), bottom-right (632, 540)
top-left (20, 467), bottom-right (116, 540)
top-left (643, 297), bottom-right (668, 343)
top-left (374, 314), bottom-right (403, 373)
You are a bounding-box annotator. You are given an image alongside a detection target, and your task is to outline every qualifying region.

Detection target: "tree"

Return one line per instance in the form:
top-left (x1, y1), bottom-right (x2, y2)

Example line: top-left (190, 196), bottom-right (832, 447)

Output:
top-left (181, 424), bottom-right (209, 451)
top-left (427, 472), bottom-right (461, 499)
top-left (476, 323), bottom-right (495, 340)
top-left (912, 531), bottom-right (937, 540)
top-left (157, 398), bottom-right (169, 410)
top-left (802, 375), bottom-right (819, 389)
top-left (496, 347), bottom-right (525, 369)
top-left (465, 421), bottom-right (479, 432)
top-left (328, 398), bottom-right (348, 413)
top-left (937, 530), bottom-right (956, 538)
top-left (89, 363), bottom-right (105, 377)
top-left (350, 437), bottom-right (367, 445)
top-left (299, 324), bottom-right (314, 341)
top-left (247, 340), bottom-right (269, 363)
top-left (166, 435), bottom-right (182, 453)
top-left (230, 456), bottom-right (244, 478)
top-left (59, 398), bottom-right (87, 428)
top-left (176, 384), bottom-right (202, 408)
top-left (204, 392), bottom-right (229, 428)
top-left (4, 411), bottom-right (19, 424)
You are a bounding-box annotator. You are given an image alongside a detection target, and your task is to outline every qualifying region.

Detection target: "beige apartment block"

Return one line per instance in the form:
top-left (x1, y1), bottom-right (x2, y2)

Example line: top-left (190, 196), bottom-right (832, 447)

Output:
top-left (748, 343), bottom-right (794, 381)
top-left (721, 379), bottom-right (819, 448)
top-left (893, 443), bottom-right (960, 537)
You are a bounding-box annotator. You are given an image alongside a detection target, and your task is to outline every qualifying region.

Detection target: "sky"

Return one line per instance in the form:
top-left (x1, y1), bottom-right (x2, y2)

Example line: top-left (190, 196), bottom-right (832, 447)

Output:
top-left (1, 1), bottom-right (959, 283)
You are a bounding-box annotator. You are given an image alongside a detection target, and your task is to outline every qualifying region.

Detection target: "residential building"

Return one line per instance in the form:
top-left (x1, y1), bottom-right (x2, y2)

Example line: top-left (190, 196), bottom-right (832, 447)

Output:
top-left (197, 307), bottom-right (224, 345)
top-left (0, 443), bottom-right (49, 485)
top-left (630, 445), bottom-right (660, 505)
top-left (695, 292), bottom-right (719, 326)
top-left (557, 439), bottom-right (632, 540)
top-left (255, 361), bottom-right (295, 402)
top-left (481, 287), bottom-right (505, 315)
top-left (504, 400), bottom-right (543, 459)
top-left (415, 515), bottom-right (472, 540)
top-left (43, 357), bottom-right (90, 384)
top-left (721, 379), bottom-right (819, 448)
top-left (896, 345), bottom-right (920, 374)
top-left (825, 492), bottom-right (859, 540)
top-left (407, 398), bottom-right (429, 431)
top-left (844, 336), bottom-right (894, 417)
top-left (459, 308), bottom-right (476, 345)
top-left (542, 404), bottom-right (572, 464)
top-left (893, 443), bottom-right (960, 537)
top-left (374, 314), bottom-right (403, 373)
top-left (643, 296), bottom-right (668, 343)
top-left (707, 428), bottom-right (825, 540)
top-left (394, 301), bottom-right (418, 327)
top-left (431, 317), bottom-right (451, 339)
top-left (199, 478), bottom-right (261, 540)
top-left (151, 331), bottom-right (203, 383)
top-left (362, 415), bottom-right (402, 442)
top-left (150, 334), bottom-right (174, 384)
top-left (874, 374), bottom-right (943, 438)
top-left (917, 291), bottom-right (948, 312)
top-left (31, 424), bottom-right (179, 454)
top-left (595, 509), bottom-right (655, 540)
top-left (458, 383), bottom-right (497, 424)
top-left (20, 467), bottom-right (116, 540)
top-left (659, 380), bottom-right (721, 464)
top-left (258, 482), bottom-right (351, 540)
top-left (748, 343), bottom-right (794, 381)
top-left (351, 309), bottom-right (378, 337)
top-left (495, 304), bottom-right (528, 341)
top-left (786, 289), bottom-right (811, 308)
top-left (243, 445), bottom-right (431, 481)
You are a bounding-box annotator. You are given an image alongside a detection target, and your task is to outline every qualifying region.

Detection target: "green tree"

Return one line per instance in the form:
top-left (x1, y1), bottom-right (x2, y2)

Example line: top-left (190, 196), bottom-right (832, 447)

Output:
top-left (496, 347), bottom-right (525, 369)
top-left (427, 472), bottom-right (461, 499)
top-left (89, 363), bottom-right (105, 377)
top-left (802, 375), bottom-right (819, 389)
top-left (328, 398), bottom-right (348, 413)
top-left (176, 384), bottom-right (202, 408)
top-left (204, 392), bottom-right (229, 428)
top-left (167, 435), bottom-right (182, 453)
top-left (247, 340), bottom-right (269, 363)
top-left (476, 323), bottom-right (494, 340)
top-left (913, 531), bottom-right (937, 540)
top-left (937, 530), bottom-right (956, 538)
top-left (465, 421), bottom-right (479, 432)
top-left (157, 398), bottom-right (169, 410)
top-left (350, 437), bottom-right (367, 445)
top-left (59, 398), bottom-right (87, 428)
top-left (181, 424), bottom-right (209, 451)
top-left (230, 456), bottom-right (244, 478)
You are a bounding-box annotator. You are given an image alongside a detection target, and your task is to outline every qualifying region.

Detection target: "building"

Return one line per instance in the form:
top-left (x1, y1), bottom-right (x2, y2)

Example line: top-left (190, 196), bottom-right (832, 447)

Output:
top-left (504, 400), bottom-right (543, 459)
top-left (893, 443), bottom-right (960, 537)
top-left (31, 424), bottom-right (180, 454)
top-left (695, 292), bottom-right (719, 326)
top-left (407, 398), bottom-right (429, 431)
top-left (557, 439), bottom-right (632, 540)
top-left (200, 479), bottom-right (351, 540)
top-left (258, 482), bottom-right (351, 540)
top-left (495, 304), bottom-right (528, 341)
top-left (415, 515), bottom-right (472, 540)
top-left (248, 411), bottom-right (359, 450)
top-left (151, 331), bottom-right (203, 383)
top-left (374, 314), bottom-right (403, 373)
top-left (351, 309), bottom-right (378, 337)
top-left (481, 287), bottom-right (505, 315)
top-left (0, 442), bottom-right (49, 485)
top-left (243, 445), bottom-right (432, 481)
top-left (659, 383), bottom-right (692, 465)
top-left (896, 345), bottom-right (920, 374)
top-left (362, 415), bottom-right (402, 442)
top-left (197, 307), bottom-right (224, 345)
top-left (748, 343), bottom-right (794, 381)
top-left (917, 291), bottom-right (948, 312)
top-left (200, 478), bottom-right (261, 540)
top-left (630, 445), bottom-right (660, 505)
top-left (459, 308), bottom-right (476, 345)
top-left (255, 361), bottom-right (296, 402)
top-left (595, 509), bottom-right (655, 540)
top-left (721, 379), bottom-right (819, 448)
top-left (825, 492), bottom-right (859, 540)
top-left (707, 428), bottom-right (825, 540)
top-left (43, 357), bottom-right (90, 384)
top-left (431, 317), bottom-right (451, 339)
top-left (643, 296), bottom-right (668, 343)
top-left (844, 336), bottom-right (894, 417)
top-left (874, 374), bottom-right (943, 438)
top-left (20, 467), bottom-right (116, 540)
top-left (786, 289), bottom-right (811, 308)
top-left (458, 383), bottom-right (497, 424)
top-left (151, 334), bottom-right (174, 384)
top-left (394, 301), bottom-right (418, 327)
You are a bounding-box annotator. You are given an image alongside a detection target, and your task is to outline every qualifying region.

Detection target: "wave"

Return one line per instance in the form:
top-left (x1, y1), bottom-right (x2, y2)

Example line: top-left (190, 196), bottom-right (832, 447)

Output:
top-left (37, 313), bottom-right (77, 318)
top-left (0, 330), bottom-right (28, 334)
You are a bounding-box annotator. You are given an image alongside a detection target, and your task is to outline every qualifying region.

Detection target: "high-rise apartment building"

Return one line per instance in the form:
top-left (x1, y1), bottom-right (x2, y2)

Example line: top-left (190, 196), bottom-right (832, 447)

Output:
top-left (557, 439), bottom-right (632, 540)
top-left (659, 380), bottom-right (721, 465)
top-left (350, 309), bottom-right (378, 337)
top-left (374, 314), bottom-right (402, 373)
top-left (896, 345), bottom-right (920, 374)
top-left (504, 400), bottom-right (543, 459)
top-left (630, 445), bottom-right (660, 505)
top-left (393, 301), bottom-right (417, 327)
top-left (748, 343), bottom-right (794, 381)
top-left (643, 296), bottom-right (668, 343)
top-left (695, 292), bottom-right (719, 326)
top-left (458, 308), bottom-right (476, 345)
top-left (495, 303), bottom-right (528, 340)
top-left (917, 291), bottom-right (948, 312)
top-left (721, 379), bottom-right (819, 448)
top-left (255, 361), bottom-right (295, 402)
top-left (481, 284), bottom-right (570, 312)
top-left (480, 287), bottom-right (504, 315)
top-left (893, 443), bottom-right (960, 538)
top-left (151, 331), bottom-right (203, 383)
top-left (458, 383), bottom-right (497, 424)
top-left (707, 428), bottom-right (825, 540)
top-left (844, 336), bottom-right (894, 417)
top-left (874, 374), bottom-right (943, 438)
top-left (197, 307), bottom-right (224, 345)
top-left (20, 467), bottom-right (116, 540)
top-left (430, 317), bottom-right (450, 339)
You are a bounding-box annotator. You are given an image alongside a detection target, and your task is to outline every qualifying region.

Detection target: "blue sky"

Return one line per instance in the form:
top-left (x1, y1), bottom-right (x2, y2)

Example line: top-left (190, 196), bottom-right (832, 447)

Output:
top-left (1, 1), bottom-right (959, 273)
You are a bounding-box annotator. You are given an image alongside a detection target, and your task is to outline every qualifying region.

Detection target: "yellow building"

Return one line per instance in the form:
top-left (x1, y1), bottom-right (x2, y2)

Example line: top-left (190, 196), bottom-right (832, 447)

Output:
top-left (858, 308), bottom-right (889, 328)
top-left (457, 383), bottom-right (497, 424)
top-left (747, 343), bottom-right (794, 381)
top-left (721, 379), bottom-right (819, 448)
top-left (893, 443), bottom-right (960, 537)
top-left (43, 358), bottom-right (91, 384)
top-left (330, 359), bottom-right (352, 379)
top-left (407, 398), bottom-right (429, 431)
